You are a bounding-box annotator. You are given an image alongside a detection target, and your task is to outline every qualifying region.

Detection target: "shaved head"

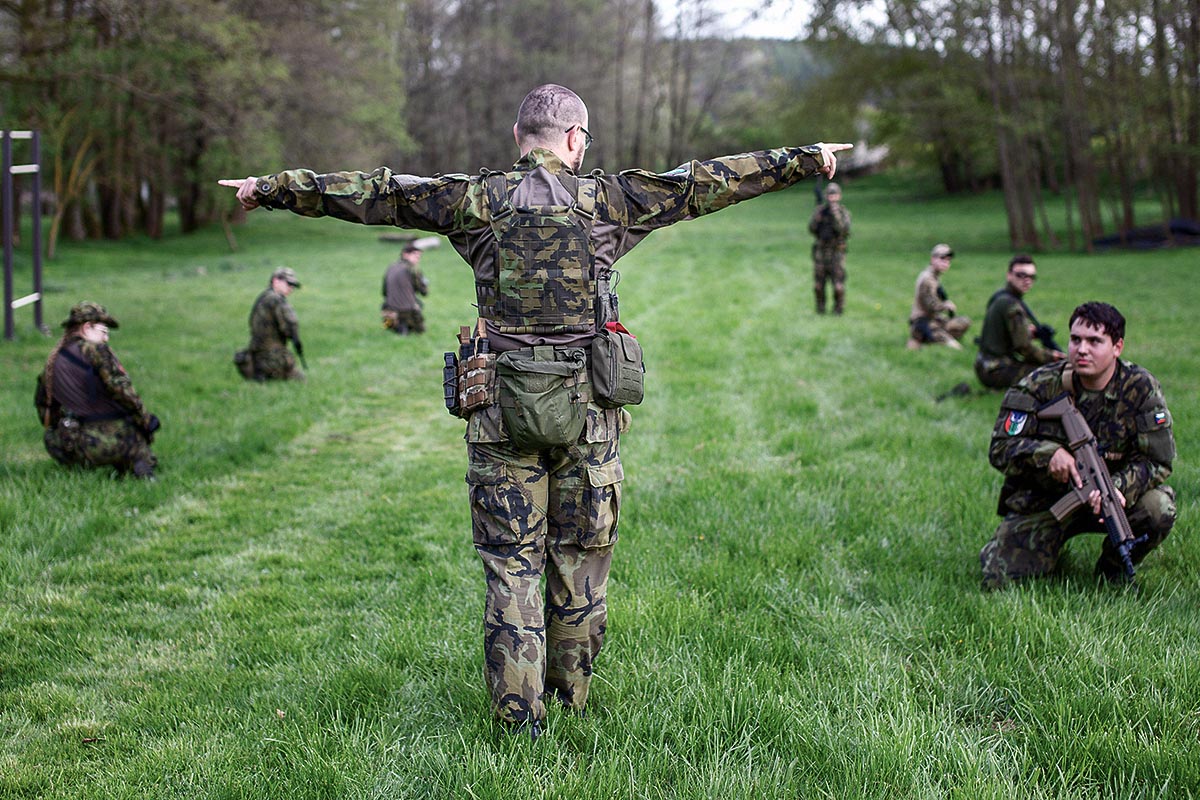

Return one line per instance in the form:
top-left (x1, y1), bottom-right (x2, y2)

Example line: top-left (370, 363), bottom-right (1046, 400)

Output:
top-left (515, 84), bottom-right (587, 149)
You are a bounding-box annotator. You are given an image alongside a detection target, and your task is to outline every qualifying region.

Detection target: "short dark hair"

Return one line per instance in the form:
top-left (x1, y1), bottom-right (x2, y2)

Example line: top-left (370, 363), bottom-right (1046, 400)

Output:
top-left (1069, 301), bottom-right (1125, 343)
top-left (1009, 254), bottom-right (1034, 270)
top-left (515, 84), bottom-right (586, 145)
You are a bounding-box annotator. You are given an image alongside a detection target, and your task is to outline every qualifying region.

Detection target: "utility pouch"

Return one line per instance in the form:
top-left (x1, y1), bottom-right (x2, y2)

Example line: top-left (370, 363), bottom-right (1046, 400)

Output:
top-left (497, 346), bottom-right (588, 452)
top-left (443, 352), bottom-right (462, 417)
top-left (445, 321), bottom-right (496, 418)
top-left (591, 322), bottom-right (644, 408)
top-left (458, 351), bottom-right (496, 413)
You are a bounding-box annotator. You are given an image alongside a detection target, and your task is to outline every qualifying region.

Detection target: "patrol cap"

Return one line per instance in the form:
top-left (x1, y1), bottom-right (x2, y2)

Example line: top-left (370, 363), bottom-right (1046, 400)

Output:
top-left (61, 301), bottom-right (119, 329)
top-left (931, 243), bottom-right (955, 259)
top-left (271, 266), bottom-right (301, 287)
top-left (825, 182), bottom-right (842, 196)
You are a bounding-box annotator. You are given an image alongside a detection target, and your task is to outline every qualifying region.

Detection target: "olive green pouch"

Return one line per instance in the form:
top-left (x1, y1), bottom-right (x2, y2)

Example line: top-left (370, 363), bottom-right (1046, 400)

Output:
top-left (497, 346), bottom-right (589, 451)
top-left (591, 323), bottom-right (644, 408)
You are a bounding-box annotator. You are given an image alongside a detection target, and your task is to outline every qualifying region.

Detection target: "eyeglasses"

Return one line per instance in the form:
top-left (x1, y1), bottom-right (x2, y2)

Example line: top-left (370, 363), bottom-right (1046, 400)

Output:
top-left (567, 125), bottom-right (594, 150)
top-left (1012, 271), bottom-right (1037, 281)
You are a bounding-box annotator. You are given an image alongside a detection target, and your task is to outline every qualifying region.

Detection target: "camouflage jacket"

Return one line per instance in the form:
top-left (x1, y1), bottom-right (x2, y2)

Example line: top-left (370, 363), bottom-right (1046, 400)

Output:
top-left (253, 146), bottom-right (825, 350)
top-left (909, 266), bottom-right (956, 322)
top-left (248, 288), bottom-right (299, 352)
top-left (807, 201), bottom-right (850, 247)
top-left (990, 359), bottom-right (1174, 515)
top-left (35, 337), bottom-right (151, 428)
top-left (382, 261), bottom-right (428, 313)
top-left (977, 287), bottom-right (1056, 364)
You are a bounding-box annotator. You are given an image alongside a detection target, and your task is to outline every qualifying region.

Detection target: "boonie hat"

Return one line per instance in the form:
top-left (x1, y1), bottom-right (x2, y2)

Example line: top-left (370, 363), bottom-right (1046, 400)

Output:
top-left (272, 267), bottom-right (301, 288)
top-left (61, 301), bottom-right (119, 329)
top-left (931, 243), bottom-right (954, 259)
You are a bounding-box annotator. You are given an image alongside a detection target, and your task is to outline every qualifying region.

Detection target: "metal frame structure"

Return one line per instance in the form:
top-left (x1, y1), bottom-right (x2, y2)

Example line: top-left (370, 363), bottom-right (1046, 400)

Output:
top-left (3, 129), bottom-right (44, 340)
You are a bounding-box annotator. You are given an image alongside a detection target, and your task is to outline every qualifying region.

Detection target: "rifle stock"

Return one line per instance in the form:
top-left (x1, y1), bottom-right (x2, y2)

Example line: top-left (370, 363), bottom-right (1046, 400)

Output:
top-left (1037, 393), bottom-right (1145, 581)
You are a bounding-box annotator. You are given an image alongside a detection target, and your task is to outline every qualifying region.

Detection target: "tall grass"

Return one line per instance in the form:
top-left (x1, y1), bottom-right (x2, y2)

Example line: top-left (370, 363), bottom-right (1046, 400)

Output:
top-left (1, 171), bottom-right (1196, 798)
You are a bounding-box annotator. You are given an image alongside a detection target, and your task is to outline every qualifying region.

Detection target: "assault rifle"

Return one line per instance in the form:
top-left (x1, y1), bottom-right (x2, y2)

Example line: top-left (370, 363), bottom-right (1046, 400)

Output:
top-left (1032, 322), bottom-right (1062, 354)
top-left (1037, 393), bottom-right (1148, 582)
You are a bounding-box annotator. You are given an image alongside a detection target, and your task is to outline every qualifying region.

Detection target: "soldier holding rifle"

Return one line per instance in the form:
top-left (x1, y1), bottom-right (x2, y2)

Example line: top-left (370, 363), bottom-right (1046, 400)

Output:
top-left (980, 302), bottom-right (1176, 589)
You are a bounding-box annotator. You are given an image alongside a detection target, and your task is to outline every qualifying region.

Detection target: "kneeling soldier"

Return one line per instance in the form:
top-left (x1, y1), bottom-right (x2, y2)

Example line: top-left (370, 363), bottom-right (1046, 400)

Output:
top-left (980, 302), bottom-right (1175, 588)
top-left (35, 302), bottom-right (160, 478)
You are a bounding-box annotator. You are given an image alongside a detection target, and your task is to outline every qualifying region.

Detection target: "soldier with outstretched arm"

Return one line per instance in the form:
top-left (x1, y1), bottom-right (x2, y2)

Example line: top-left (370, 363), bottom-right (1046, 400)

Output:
top-left (980, 302), bottom-right (1176, 589)
top-left (221, 83), bottom-right (849, 739)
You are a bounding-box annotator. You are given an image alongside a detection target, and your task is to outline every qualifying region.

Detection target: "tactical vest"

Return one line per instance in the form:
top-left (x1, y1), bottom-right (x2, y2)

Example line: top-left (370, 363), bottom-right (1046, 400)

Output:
top-left (480, 170), bottom-right (598, 335)
top-left (50, 342), bottom-right (128, 422)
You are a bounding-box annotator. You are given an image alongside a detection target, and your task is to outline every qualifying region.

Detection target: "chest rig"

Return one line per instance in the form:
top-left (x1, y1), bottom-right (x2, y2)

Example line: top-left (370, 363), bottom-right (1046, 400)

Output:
top-left (480, 169), bottom-right (598, 335)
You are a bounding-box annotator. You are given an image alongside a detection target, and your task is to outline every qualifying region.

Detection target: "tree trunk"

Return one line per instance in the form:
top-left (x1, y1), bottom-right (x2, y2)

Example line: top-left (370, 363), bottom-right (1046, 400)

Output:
top-left (1052, 0), bottom-right (1102, 250)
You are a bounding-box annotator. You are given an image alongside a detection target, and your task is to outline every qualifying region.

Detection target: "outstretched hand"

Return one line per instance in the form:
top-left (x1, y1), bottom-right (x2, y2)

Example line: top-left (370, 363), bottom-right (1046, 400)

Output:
top-left (218, 177), bottom-right (261, 211)
top-left (815, 142), bottom-right (853, 178)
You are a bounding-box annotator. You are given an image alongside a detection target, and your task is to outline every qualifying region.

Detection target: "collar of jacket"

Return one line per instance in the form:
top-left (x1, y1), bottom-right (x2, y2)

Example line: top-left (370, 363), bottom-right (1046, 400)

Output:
top-left (513, 148), bottom-right (575, 174)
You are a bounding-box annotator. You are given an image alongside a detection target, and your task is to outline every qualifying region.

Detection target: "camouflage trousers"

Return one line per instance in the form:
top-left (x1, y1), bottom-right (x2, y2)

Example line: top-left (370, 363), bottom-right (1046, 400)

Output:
top-left (466, 437), bottom-right (623, 726)
top-left (812, 245), bottom-right (846, 314)
top-left (980, 485), bottom-right (1176, 589)
top-left (382, 309), bottom-right (425, 335)
top-left (910, 315), bottom-right (971, 345)
top-left (248, 346), bottom-right (303, 381)
top-left (975, 353), bottom-right (1038, 390)
top-left (44, 417), bottom-right (156, 476)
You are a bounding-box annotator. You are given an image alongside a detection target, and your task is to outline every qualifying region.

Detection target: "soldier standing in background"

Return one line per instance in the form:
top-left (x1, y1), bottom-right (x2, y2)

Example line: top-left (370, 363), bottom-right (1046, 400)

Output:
top-left (381, 242), bottom-right (429, 335)
top-left (908, 243), bottom-right (971, 349)
top-left (980, 302), bottom-right (1176, 589)
top-left (236, 267), bottom-right (305, 381)
top-left (807, 181), bottom-right (851, 314)
top-left (221, 83), bottom-right (849, 740)
top-left (974, 254), bottom-right (1065, 389)
top-left (35, 302), bottom-right (160, 478)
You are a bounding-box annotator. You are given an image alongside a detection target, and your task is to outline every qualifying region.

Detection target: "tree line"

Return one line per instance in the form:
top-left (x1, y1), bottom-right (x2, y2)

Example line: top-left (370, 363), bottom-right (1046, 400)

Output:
top-left (2, 0), bottom-right (1196, 253)
top-left (1, 0), bottom-right (815, 253)
top-left (804, 0), bottom-right (1199, 251)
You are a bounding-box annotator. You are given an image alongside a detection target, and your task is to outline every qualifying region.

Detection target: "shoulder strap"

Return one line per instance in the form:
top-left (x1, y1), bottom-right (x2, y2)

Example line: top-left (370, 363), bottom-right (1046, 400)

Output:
top-left (576, 176), bottom-right (596, 216)
top-left (1061, 365), bottom-right (1075, 397)
top-left (483, 171), bottom-right (512, 220)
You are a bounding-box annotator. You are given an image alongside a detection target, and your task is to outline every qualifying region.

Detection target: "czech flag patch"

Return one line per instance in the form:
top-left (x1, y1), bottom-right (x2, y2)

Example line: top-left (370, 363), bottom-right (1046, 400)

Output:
top-left (1154, 411), bottom-right (1168, 426)
top-left (1004, 411), bottom-right (1028, 436)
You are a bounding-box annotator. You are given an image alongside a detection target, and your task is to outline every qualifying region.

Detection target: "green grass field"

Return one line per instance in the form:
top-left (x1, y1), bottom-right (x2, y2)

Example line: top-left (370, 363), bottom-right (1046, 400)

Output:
top-left (2, 171), bottom-right (1197, 799)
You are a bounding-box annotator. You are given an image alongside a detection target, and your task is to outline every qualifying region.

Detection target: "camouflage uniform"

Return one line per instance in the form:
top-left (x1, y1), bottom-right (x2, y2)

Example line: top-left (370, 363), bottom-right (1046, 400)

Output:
top-left (909, 266), bottom-right (970, 344)
top-left (35, 335), bottom-right (157, 477)
top-left (975, 287), bottom-right (1061, 389)
top-left (382, 259), bottom-right (428, 334)
top-left (980, 360), bottom-right (1176, 588)
top-left (807, 200), bottom-right (850, 314)
top-left (252, 143), bottom-right (827, 727)
top-left (246, 287), bottom-right (302, 380)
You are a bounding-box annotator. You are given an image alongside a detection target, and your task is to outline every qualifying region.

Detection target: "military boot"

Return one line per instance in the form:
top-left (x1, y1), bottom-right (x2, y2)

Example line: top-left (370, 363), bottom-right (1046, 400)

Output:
top-left (833, 287), bottom-right (845, 315)
top-left (814, 289), bottom-right (826, 315)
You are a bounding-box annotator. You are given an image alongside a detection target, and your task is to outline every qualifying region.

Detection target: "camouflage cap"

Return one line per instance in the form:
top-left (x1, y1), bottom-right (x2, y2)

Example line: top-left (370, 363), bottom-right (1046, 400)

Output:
top-left (271, 267), bottom-right (301, 287)
top-left (931, 243), bottom-right (955, 259)
top-left (61, 301), bottom-right (119, 329)
top-left (825, 181), bottom-right (842, 196)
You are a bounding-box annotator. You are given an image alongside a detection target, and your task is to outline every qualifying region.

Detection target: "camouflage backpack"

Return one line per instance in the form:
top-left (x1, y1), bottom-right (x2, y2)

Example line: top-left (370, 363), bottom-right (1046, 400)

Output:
top-left (479, 170), bottom-right (598, 335)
